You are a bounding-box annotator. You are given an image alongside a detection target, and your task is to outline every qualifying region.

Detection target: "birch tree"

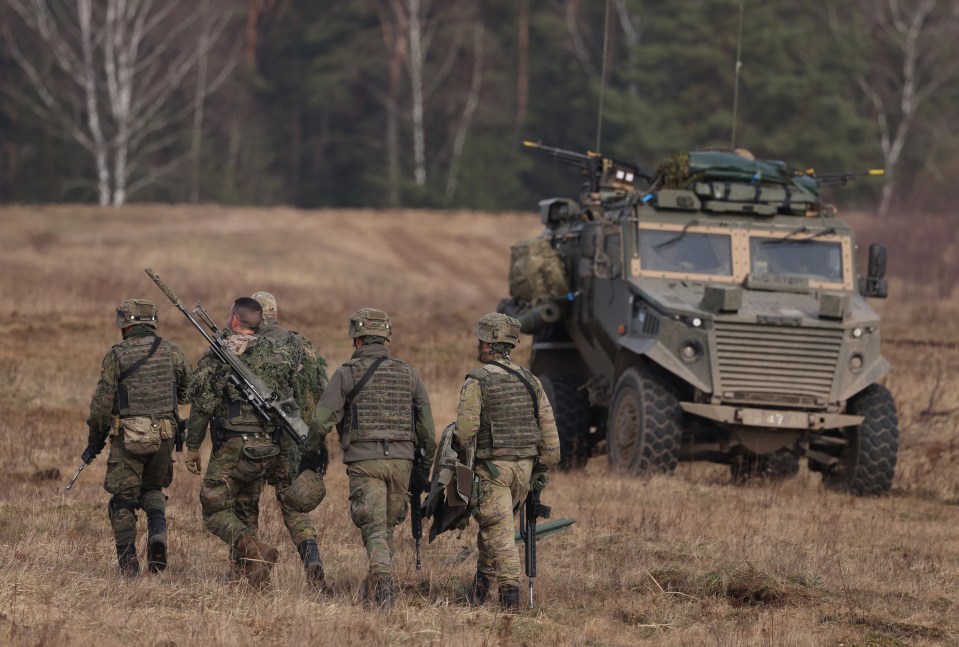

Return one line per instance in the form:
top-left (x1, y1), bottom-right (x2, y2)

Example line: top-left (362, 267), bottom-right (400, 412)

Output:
top-left (2, 0), bottom-right (235, 205)
top-left (835, 0), bottom-right (959, 217)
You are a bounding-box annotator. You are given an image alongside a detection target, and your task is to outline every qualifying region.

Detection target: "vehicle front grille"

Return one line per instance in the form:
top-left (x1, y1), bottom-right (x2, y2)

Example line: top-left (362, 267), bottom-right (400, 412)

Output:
top-left (713, 321), bottom-right (842, 407)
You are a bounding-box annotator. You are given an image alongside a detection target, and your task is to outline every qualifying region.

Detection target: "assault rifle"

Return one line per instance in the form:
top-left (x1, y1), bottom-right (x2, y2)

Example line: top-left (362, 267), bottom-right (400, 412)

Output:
top-left (800, 168), bottom-right (885, 187)
top-left (519, 489), bottom-right (552, 608)
top-left (410, 446), bottom-right (425, 571)
top-left (522, 140), bottom-right (651, 196)
top-left (144, 267), bottom-right (308, 449)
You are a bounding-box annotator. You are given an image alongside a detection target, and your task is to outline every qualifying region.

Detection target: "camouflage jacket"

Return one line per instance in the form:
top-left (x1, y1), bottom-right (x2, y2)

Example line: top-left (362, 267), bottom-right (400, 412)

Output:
top-left (257, 321), bottom-right (328, 424)
top-left (454, 357), bottom-right (560, 467)
top-left (185, 333), bottom-right (303, 449)
top-left (306, 342), bottom-right (436, 468)
top-left (86, 330), bottom-right (192, 448)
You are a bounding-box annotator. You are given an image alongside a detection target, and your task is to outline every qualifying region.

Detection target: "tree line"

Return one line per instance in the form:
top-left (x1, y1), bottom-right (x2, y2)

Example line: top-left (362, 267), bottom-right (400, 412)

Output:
top-left (1, 0), bottom-right (958, 215)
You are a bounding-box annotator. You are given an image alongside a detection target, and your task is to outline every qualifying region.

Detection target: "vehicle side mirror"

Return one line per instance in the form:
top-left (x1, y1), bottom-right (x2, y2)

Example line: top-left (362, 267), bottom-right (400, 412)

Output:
top-left (860, 243), bottom-right (888, 298)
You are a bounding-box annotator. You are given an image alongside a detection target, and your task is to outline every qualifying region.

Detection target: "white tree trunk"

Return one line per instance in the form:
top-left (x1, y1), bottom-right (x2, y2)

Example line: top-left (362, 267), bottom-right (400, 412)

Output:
top-left (77, 0), bottom-right (113, 205)
top-left (408, 0), bottom-right (427, 186)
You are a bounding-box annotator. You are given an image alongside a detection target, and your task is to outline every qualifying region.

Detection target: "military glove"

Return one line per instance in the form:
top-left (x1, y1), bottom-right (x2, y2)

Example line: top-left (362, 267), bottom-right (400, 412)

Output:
top-left (185, 447), bottom-right (202, 475)
top-left (416, 466), bottom-right (432, 494)
top-left (530, 469), bottom-right (549, 492)
top-left (81, 442), bottom-right (104, 464)
top-left (298, 447), bottom-right (328, 476)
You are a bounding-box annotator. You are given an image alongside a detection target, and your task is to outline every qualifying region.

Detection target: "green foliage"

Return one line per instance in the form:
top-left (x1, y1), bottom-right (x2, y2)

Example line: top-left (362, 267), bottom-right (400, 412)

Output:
top-left (2, 0), bottom-right (957, 211)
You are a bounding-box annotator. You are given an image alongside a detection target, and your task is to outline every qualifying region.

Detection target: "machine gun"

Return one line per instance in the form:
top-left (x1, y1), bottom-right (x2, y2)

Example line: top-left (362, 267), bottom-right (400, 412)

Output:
top-left (800, 168), bottom-right (885, 187)
top-left (144, 267), bottom-right (308, 449)
top-left (522, 140), bottom-right (650, 197)
top-left (519, 489), bottom-right (552, 608)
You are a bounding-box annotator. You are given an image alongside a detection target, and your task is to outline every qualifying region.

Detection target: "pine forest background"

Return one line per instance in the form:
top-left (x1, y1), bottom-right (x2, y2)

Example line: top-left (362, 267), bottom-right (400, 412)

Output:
top-left (2, 0), bottom-right (959, 215)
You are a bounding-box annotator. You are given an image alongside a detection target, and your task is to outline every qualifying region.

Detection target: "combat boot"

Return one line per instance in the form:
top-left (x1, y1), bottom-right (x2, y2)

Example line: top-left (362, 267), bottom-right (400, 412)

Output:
top-left (499, 584), bottom-right (520, 612)
top-left (467, 572), bottom-right (492, 606)
top-left (116, 543), bottom-right (140, 577)
top-left (296, 539), bottom-right (326, 590)
top-left (146, 511), bottom-right (168, 573)
top-left (234, 534), bottom-right (279, 588)
top-left (372, 574), bottom-right (395, 610)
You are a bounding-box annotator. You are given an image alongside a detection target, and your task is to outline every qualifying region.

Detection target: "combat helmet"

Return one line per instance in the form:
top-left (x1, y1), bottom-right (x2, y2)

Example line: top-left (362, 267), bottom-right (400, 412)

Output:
top-left (251, 291), bottom-right (277, 322)
top-left (349, 308), bottom-right (392, 341)
top-left (474, 312), bottom-right (521, 346)
top-left (116, 299), bottom-right (158, 329)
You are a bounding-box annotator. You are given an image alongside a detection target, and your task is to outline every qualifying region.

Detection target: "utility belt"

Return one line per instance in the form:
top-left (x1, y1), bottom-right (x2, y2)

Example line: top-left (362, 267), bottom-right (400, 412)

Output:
top-left (210, 416), bottom-right (276, 453)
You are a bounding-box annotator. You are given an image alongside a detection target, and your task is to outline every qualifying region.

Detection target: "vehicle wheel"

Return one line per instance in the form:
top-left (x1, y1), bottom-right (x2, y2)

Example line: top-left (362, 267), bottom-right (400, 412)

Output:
top-left (606, 366), bottom-right (682, 474)
top-left (730, 451), bottom-right (800, 482)
top-left (822, 384), bottom-right (899, 496)
top-left (540, 374), bottom-right (590, 470)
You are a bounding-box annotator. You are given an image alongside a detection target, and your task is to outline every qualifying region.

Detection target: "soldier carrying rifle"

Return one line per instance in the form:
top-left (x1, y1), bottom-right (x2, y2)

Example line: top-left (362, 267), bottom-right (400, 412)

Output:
top-left (454, 313), bottom-right (560, 610)
top-left (79, 299), bottom-right (192, 576)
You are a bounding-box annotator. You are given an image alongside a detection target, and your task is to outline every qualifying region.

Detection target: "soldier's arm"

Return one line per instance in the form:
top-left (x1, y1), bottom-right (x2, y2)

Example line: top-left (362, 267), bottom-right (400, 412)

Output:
top-left (185, 352), bottom-right (219, 449)
top-left (86, 350), bottom-right (119, 449)
top-left (186, 413), bottom-right (212, 450)
top-left (304, 366), bottom-right (349, 454)
top-left (452, 378), bottom-right (481, 451)
top-left (172, 343), bottom-right (193, 405)
top-left (410, 368), bottom-right (436, 473)
top-left (536, 381), bottom-right (561, 468)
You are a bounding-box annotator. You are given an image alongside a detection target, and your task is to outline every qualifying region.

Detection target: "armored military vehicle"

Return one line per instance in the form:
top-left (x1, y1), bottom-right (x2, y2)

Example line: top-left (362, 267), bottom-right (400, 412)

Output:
top-left (501, 143), bottom-right (898, 496)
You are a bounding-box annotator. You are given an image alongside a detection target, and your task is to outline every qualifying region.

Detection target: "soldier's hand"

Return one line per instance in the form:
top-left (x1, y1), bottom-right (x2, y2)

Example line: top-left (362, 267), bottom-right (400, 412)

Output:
top-left (530, 469), bottom-right (549, 492)
top-left (298, 450), bottom-right (327, 476)
top-left (185, 447), bottom-right (202, 475)
top-left (415, 466), bottom-right (431, 494)
top-left (81, 442), bottom-right (104, 464)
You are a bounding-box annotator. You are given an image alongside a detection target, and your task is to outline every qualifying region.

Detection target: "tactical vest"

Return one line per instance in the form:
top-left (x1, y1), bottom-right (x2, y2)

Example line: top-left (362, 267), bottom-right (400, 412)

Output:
top-left (470, 364), bottom-right (540, 458)
top-left (113, 336), bottom-right (176, 417)
top-left (342, 357), bottom-right (415, 444)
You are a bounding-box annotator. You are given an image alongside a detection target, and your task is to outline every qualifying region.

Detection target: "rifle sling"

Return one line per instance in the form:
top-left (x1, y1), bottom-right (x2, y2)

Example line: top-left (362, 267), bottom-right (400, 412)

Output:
top-left (345, 356), bottom-right (388, 408)
top-left (119, 336), bottom-right (163, 383)
top-left (488, 360), bottom-right (539, 422)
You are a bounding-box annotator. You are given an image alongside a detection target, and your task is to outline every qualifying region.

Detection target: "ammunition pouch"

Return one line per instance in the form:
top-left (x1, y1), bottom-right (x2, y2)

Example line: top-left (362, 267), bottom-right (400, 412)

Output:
top-left (119, 416), bottom-right (170, 455)
top-left (230, 444), bottom-right (280, 483)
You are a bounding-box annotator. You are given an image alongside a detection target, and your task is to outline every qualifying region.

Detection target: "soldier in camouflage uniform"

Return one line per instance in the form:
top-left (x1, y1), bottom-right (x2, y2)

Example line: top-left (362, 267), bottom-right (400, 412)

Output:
top-left (251, 290), bottom-right (329, 588)
top-left (302, 308), bottom-right (436, 609)
top-left (184, 297), bottom-right (305, 587)
top-left (85, 299), bottom-right (192, 576)
top-left (454, 313), bottom-right (560, 610)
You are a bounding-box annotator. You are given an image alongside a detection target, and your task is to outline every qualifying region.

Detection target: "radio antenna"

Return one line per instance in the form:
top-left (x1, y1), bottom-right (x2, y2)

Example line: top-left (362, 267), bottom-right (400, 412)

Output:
top-left (595, 0), bottom-right (611, 153)
top-left (730, 0), bottom-right (744, 148)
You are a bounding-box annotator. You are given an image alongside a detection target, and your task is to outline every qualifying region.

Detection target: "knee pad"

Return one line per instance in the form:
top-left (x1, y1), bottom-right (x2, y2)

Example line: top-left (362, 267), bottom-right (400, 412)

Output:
top-left (108, 496), bottom-right (138, 522)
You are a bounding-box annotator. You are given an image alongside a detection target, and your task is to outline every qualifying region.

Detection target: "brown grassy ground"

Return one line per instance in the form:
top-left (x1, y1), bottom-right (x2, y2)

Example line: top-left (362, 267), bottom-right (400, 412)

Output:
top-left (0, 204), bottom-right (957, 647)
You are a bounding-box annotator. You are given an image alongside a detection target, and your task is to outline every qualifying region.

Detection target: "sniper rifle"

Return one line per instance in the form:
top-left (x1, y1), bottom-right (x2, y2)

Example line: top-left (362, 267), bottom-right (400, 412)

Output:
top-left (144, 267), bottom-right (308, 450)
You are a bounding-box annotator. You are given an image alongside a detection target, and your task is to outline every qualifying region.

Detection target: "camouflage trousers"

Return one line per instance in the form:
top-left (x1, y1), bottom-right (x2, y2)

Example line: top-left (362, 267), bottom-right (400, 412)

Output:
top-left (268, 441), bottom-right (317, 546)
top-left (103, 437), bottom-right (174, 546)
top-left (474, 458), bottom-right (534, 587)
top-left (347, 459), bottom-right (412, 577)
top-left (200, 437), bottom-right (270, 548)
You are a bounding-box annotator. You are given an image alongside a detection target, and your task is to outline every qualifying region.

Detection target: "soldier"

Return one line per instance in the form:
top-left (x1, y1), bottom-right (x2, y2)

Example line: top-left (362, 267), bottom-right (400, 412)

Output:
top-left (250, 290), bottom-right (329, 588)
top-left (84, 299), bottom-right (192, 576)
top-left (302, 308), bottom-right (436, 609)
top-left (184, 297), bottom-right (304, 587)
top-left (454, 313), bottom-right (560, 610)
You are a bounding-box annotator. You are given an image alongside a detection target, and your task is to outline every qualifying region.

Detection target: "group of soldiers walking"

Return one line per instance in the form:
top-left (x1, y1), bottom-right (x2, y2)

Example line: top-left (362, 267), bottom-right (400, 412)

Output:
top-left (82, 293), bottom-right (559, 610)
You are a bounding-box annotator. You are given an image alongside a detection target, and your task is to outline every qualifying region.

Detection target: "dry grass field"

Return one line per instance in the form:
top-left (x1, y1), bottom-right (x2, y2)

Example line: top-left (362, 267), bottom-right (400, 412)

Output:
top-left (0, 204), bottom-right (958, 647)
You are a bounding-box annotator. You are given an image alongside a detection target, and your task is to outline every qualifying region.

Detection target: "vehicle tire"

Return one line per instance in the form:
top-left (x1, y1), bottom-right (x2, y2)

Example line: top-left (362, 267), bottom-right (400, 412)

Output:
top-left (822, 384), bottom-right (899, 496)
top-left (606, 366), bottom-right (682, 474)
top-left (730, 451), bottom-right (800, 482)
top-left (540, 374), bottom-right (590, 470)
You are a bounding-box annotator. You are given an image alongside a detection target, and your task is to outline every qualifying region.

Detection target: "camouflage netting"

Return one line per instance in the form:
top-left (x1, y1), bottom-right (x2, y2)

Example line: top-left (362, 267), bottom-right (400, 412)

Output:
top-left (508, 238), bottom-right (569, 304)
top-left (656, 152), bottom-right (703, 189)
